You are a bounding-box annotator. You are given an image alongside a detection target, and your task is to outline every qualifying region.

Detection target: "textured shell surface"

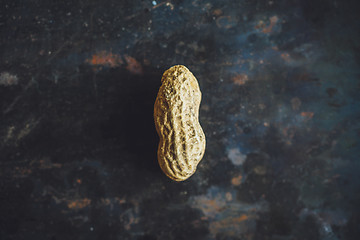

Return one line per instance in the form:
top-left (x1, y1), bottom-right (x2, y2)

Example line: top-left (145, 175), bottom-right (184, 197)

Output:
top-left (154, 65), bottom-right (206, 181)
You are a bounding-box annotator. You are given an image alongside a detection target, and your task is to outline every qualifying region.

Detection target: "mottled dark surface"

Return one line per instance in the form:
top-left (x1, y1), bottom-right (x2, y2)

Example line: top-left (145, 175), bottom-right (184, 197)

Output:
top-left (1, 0), bottom-right (360, 239)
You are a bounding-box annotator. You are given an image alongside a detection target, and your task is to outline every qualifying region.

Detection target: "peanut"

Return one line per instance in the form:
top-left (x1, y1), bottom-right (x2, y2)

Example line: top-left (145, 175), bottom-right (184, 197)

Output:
top-left (154, 65), bottom-right (206, 181)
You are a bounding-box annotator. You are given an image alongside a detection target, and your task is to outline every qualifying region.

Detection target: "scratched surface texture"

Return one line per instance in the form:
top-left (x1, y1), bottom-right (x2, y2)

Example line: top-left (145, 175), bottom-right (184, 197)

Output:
top-left (0, 0), bottom-right (359, 239)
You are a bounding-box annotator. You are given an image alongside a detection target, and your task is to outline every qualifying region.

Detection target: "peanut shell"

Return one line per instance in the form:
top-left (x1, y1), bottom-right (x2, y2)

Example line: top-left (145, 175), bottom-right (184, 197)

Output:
top-left (154, 65), bottom-right (206, 181)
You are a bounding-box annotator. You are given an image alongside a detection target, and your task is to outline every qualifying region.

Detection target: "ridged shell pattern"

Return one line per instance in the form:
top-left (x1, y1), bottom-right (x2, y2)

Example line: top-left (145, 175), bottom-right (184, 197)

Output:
top-left (154, 65), bottom-right (206, 181)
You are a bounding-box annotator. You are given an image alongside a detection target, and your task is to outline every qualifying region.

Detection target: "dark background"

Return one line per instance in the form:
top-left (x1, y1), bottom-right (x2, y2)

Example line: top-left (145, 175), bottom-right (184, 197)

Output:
top-left (1, 0), bottom-right (359, 239)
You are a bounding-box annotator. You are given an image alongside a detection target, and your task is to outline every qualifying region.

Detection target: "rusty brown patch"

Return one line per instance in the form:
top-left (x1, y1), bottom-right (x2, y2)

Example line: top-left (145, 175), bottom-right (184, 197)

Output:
top-left (232, 74), bottom-right (249, 86)
top-left (262, 16), bottom-right (279, 33)
top-left (86, 51), bottom-right (123, 68)
top-left (124, 55), bottom-right (143, 75)
top-left (301, 111), bottom-right (314, 120)
top-left (67, 198), bottom-right (91, 209)
top-left (212, 9), bottom-right (223, 17)
top-left (231, 175), bottom-right (243, 186)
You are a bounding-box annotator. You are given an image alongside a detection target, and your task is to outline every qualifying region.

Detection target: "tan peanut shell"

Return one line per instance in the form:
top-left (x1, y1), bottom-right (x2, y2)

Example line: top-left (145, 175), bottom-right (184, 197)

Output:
top-left (154, 65), bottom-right (206, 181)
